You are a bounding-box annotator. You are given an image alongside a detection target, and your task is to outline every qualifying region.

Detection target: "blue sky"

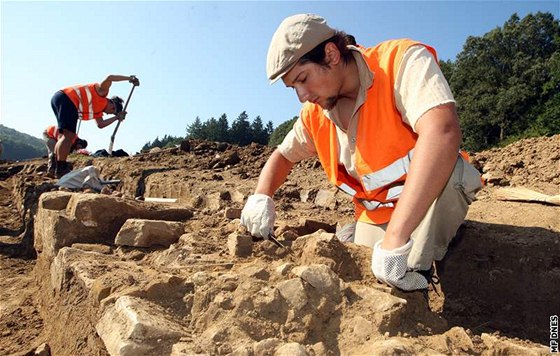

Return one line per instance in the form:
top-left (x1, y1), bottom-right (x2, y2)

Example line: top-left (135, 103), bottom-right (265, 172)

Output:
top-left (1, 1), bottom-right (558, 154)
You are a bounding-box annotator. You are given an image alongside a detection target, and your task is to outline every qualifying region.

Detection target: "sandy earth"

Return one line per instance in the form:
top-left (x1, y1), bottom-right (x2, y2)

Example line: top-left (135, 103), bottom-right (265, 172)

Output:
top-left (0, 135), bottom-right (558, 355)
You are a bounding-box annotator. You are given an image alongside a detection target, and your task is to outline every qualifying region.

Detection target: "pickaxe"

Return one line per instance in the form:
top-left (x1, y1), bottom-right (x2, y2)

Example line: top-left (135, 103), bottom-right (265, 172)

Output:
top-left (108, 78), bottom-right (138, 155)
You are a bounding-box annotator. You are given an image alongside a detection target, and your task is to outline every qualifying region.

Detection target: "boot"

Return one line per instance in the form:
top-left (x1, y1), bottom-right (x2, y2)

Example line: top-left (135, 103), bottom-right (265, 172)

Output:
top-left (55, 160), bottom-right (71, 179)
top-left (46, 155), bottom-right (56, 178)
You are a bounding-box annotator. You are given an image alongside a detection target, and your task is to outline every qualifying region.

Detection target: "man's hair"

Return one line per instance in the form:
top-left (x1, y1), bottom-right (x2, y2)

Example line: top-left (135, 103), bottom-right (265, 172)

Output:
top-left (298, 30), bottom-right (355, 67)
top-left (110, 96), bottom-right (124, 114)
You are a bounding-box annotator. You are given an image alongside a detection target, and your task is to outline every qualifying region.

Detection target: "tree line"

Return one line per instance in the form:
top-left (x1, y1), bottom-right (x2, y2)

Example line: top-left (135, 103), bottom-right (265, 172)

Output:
top-left (141, 12), bottom-right (560, 154)
top-left (143, 111), bottom-right (275, 151)
top-left (442, 12), bottom-right (559, 151)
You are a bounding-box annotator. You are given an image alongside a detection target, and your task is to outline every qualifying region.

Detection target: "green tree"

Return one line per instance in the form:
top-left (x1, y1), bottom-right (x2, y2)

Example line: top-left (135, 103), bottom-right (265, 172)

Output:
top-left (268, 116), bottom-right (298, 147)
top-left (532, 51), bottom-right (560, 135)
top-left (448, 12), bottom-right (559, 151)
top-left (217, 114), bottom-right (230, 143)
top-left (250, 115), bottom-right (268, 145)
top-left (201, 117), bottom-right (221, 142)
top-left (186, 116), bottom-right (204, 139)
top-left (439, 59), bottom-right (455, 83)
top-left (230, 111), bottom-right (252, 146)
top-left (265, 121), bottom-right (274, 138)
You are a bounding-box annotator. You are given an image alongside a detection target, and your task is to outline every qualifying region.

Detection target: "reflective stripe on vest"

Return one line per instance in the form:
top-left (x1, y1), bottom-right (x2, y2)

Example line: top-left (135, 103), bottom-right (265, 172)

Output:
top-left (336, 148), bottom-right (413, 211)
top-left (69, 85), bottom-right (93, 119)
top-left (361, 149), bottom-right (414, 191)
top-left (338, 183), bottom-right (357, 196)
top-left (338, 182), bottom-right (399, 211)
top-left (358, 199), bottom-right (395, 211)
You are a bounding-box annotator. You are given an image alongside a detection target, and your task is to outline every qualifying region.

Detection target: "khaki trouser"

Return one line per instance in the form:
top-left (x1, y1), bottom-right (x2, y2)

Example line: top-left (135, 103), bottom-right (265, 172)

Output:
top-left (344, 156), bottom-right (482, 270)
top-left (43, 132), bottom-right (57, 173)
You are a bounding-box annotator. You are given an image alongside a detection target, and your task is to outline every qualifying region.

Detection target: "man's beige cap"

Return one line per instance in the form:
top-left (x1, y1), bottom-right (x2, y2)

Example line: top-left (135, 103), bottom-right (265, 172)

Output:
top-left (266, 14), bottom-right (336, 84)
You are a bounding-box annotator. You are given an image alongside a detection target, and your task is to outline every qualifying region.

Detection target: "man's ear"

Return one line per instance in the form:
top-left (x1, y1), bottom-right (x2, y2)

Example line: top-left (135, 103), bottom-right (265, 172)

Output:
top-left (324, 42), bottom-right (341, 66)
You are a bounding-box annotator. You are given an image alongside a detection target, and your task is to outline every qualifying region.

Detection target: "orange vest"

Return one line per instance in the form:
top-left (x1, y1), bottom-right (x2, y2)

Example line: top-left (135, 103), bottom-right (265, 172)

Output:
top-left (46, 125), bottom-right (58, 140)
top-left (62, 83), bottom-right (107, 120)
top-left (301, 39), bottom-right (439, 224)
top-left (45, 125), bottom-right (78, 144)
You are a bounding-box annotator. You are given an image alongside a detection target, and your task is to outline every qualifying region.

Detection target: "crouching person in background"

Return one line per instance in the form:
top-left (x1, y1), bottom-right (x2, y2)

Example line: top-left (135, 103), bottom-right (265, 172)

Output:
top-left (43, 125), bottom-right (87, 178)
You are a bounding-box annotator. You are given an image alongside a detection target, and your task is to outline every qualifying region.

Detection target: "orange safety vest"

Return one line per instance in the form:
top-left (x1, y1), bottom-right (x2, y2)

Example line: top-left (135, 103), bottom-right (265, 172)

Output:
top-left (45, 125), bottom-right (78, 144)
top-left (301, 39), bottom-right (441, 225)
top-left (62, 83), bottom-right (108, 120)
top-left (46, 125), bottom-right (58, 140)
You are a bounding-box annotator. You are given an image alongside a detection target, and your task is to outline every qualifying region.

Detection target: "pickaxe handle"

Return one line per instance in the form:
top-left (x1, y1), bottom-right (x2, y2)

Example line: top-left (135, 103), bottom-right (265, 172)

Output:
top-left (108, 84), bottom-right (136, 155)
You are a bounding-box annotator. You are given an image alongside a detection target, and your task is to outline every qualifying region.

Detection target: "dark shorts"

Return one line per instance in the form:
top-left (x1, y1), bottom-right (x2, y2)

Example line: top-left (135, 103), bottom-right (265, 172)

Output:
top-left (51, 90), bottom-right (79, 133)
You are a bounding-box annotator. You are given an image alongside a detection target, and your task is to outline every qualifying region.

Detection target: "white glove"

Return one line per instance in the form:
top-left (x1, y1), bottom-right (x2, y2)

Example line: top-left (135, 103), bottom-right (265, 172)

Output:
top-left (371, 239), bottom-right (428, 291)
top-left (240, 194), bottom-right (275, 238)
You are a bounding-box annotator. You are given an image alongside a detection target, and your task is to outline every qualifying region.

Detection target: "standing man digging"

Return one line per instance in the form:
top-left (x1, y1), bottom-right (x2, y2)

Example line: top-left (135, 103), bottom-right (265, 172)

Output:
top-left (50, 74), bottom-right (140, 178)
top-left (241, 14), bottom-right (482, 291)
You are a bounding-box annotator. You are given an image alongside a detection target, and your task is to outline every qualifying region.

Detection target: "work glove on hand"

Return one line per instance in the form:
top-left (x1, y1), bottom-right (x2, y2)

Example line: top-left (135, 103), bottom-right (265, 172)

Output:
top-left (240, 194), bottom-right (275, 239)
top-left (129, 75), bottom-right (140, 86)
top-left (371, 239), bottom-right (428, 291)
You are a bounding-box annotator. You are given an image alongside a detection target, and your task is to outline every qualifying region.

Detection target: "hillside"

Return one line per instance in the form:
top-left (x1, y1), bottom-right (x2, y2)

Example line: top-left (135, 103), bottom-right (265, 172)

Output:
top-left (0, 125), bottom-right (46, 161)
top-left (0, 135), bottom-right (558, 355)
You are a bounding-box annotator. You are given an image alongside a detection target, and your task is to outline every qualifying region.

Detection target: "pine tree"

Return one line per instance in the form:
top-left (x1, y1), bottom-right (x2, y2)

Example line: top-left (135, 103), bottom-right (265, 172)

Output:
top-left (186, 116), bottom-right (204, 139)
top-left (230, 111), bottom-right (252, 146)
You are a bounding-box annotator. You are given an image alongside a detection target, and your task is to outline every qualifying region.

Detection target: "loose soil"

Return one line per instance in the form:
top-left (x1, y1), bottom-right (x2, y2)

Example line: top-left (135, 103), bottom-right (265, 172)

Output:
top-left (0, 135), bottom-right (558, 355)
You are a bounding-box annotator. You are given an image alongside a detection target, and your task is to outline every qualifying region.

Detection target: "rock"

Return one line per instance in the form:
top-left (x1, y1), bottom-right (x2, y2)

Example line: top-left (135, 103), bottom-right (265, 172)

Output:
top-left (203, 192), bottom-right (226, 211)
top-left (34, 207), bottom-right (76, 256)
top-left (367, 338), bottom-right (415, 356)
top-left (115, 219), bottom-right (184, 248)
top-left (480, 333), bottom-right (549, 355)
top-left (275, 262), bottom-right (294, 276)
top-left (96, 296), bottom-right (185, 356)
top-left (253, 338), bottom-right (282, 355)
top-left (275, 342), bottom-right (308, 356)
top-left (34, 343), bottom-right (51, 356)
top-left (276, 278), bottom-right (308, 310)
top-left (229, 345), bottom-right (253, 356)
top-left (444, 326), bottom-right (474, 353)
top-left (50, 247), bottom-right (110, 293)
top-left (280, 230), bottom-right (299, 241)
top-left (310, 342), bottom-right (328, 356)
top-left (297, 218), bottom-right (336, 235)
top-left (291, 264), bottom-right (342, 298)
top-left (314, 189), bottom-right (336, 209)
top-left (91, 279), bottom-right (113, 305)
top-left (191, 271), bottom-right (213, 286)
top-left (240, 266), bottom-right (269, 280)
top-left (169, 342), bottom-right (198, 356)
top-left (35, 192), bottom-right (192, 257)
top-left (227, 232), bottom-right (252, 257)
top-left (349, 316), bottom-right (374, 341)
top-left (224, 207), bottom-right (242, 219)
top-left (39, 191), bottom-right (73, 210)
top-left (342, 284), bottom-right (408, 332)
top-left (299, 189), bottom-right (311, 203)
top-left (71, 243), bottom-right (112, 254)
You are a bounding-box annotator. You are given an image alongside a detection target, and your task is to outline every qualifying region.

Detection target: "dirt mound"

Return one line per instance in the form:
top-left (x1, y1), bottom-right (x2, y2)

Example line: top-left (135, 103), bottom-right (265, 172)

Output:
top-left (0, 136), bottom-right (557, 355)
top-left (471, 134), bottom-right (559, 194)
